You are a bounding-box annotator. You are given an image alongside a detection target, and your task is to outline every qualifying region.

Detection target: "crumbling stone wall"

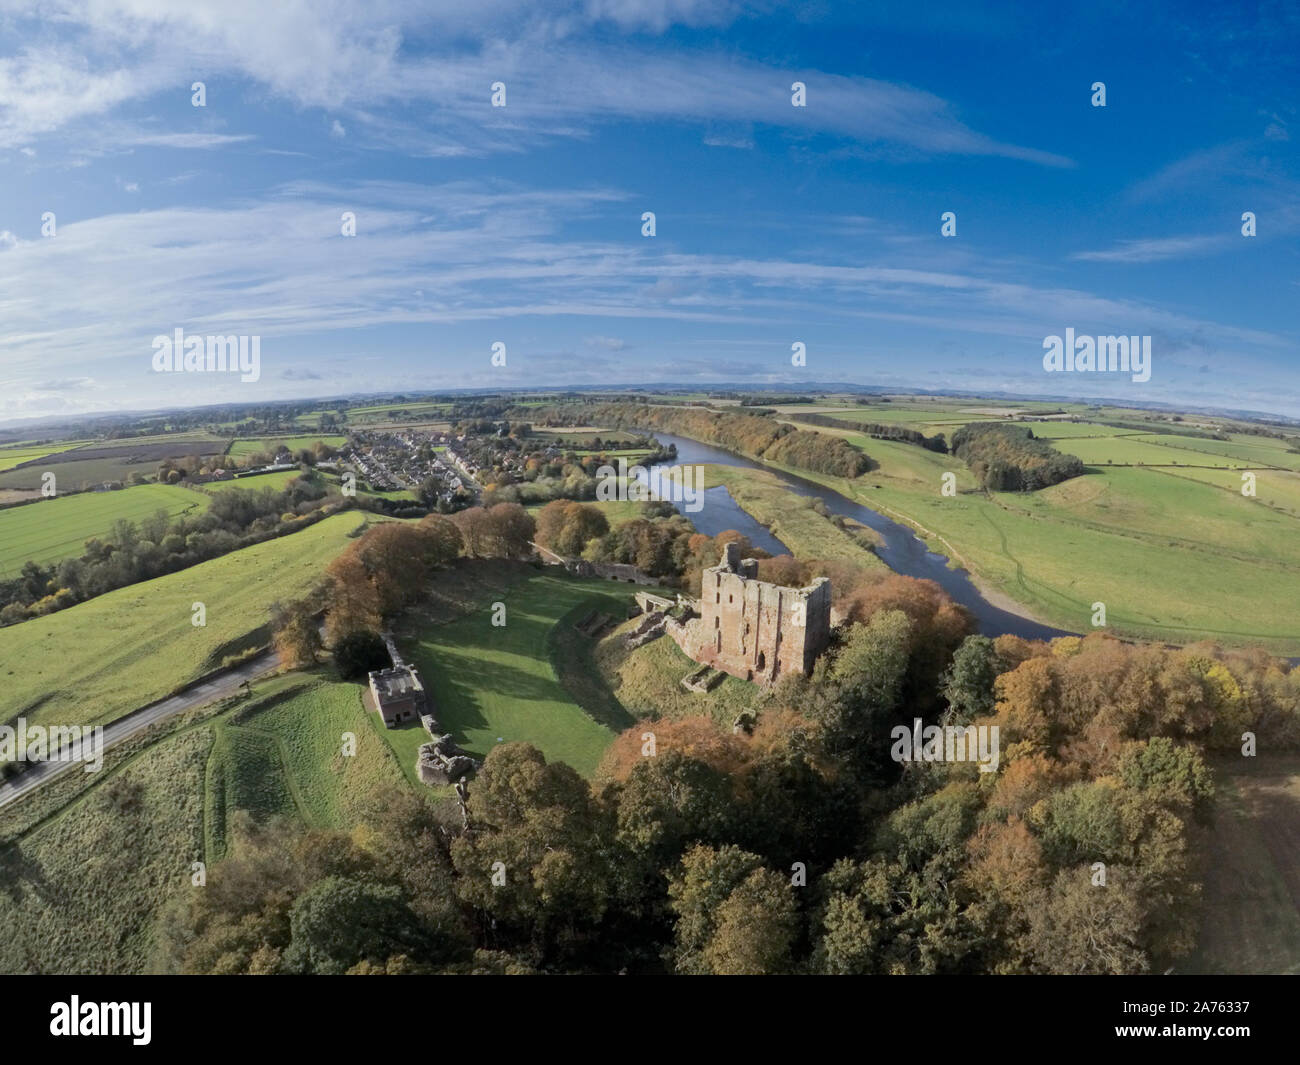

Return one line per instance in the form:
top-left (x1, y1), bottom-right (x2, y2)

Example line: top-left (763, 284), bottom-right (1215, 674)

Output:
top-left (669, 541), bottom-right (830, 684)
top-left (417, 734), bottom-right (480, 786)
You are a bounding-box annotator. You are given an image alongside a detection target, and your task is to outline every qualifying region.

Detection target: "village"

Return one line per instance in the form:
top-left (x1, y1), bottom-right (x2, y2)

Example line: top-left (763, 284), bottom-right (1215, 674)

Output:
top-left (337, 427), bottom-right (480, 500)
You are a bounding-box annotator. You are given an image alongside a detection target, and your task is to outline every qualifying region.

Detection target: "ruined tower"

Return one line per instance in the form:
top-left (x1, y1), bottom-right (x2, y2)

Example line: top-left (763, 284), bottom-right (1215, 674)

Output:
top-left (684, 541), bottom-right (831, 684)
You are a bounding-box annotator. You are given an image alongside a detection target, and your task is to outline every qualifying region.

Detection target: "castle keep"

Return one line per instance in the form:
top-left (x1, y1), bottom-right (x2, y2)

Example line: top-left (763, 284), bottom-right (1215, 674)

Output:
top-left (670, 542), bottom-right (831, 685)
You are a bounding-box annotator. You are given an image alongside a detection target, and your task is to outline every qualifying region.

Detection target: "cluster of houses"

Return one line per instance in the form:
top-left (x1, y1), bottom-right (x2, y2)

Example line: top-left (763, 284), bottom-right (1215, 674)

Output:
top-left (341, 429), bottom-right (473, 503)
top-left (438, 444), bottom-right (476, 489)
top-left (341, 438), bottom-right (406, 491)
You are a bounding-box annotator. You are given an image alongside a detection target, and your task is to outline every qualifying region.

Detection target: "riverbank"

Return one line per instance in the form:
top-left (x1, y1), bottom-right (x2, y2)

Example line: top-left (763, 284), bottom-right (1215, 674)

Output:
top-left (655, 429), bottom-right (1300, 656)
top-left (710, 461), bottom-right (1071, 633)
top-left (697, 464), bottom-right (886, 568)
top-left (650, 431), bottom-right (1075, 643)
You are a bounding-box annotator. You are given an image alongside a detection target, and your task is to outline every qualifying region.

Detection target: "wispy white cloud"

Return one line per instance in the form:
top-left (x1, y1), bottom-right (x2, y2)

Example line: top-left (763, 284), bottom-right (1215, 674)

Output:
top-left (1123, 141), bottom-right (1255, 203)
top-left (0, 178), bottom-right (1284, 417)
top-left (125, 132), bottom-right (256, 149)
top-left (0, 1), bottom-right (1069, 165)
top-left (582, 0), bottom-right (755, 32)
top-left (585, 334), bottom-right (627, 350)
top-left (1070, 234), bottom-right (1228, 263)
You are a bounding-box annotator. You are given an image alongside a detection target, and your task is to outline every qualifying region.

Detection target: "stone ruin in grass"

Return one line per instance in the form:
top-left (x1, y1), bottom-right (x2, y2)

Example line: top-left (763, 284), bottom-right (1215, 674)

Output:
top-left (417, 733), bottom-right (480, 786)
top-left (365, 634), bottom-right (483, 788)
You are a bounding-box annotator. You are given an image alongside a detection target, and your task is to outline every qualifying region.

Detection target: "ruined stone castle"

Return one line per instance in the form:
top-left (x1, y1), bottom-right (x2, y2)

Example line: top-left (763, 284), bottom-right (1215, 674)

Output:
top-left (668, 541), bottom-right (831, 685)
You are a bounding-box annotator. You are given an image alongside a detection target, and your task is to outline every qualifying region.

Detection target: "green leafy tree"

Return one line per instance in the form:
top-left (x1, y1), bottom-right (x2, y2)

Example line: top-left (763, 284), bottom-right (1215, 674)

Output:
top-left (667, 844), bottom-right (795, 975)
top-left (612, 750), bottom-right (737, 904)
top-left (450, 744), bottom-right (612, 964)
top-left (941, 634), bottom-right (1000, 723)
top-left (1116, 737), bottom-right (1214, 821)
top-left (1026, 866), bottom-right (1148, 974)
top-left (282, 876), bottom-right (435, 975)
top-left (332, 628), bottom-right (389, 680)
top-left (701, 867), bottom-right (799, 975)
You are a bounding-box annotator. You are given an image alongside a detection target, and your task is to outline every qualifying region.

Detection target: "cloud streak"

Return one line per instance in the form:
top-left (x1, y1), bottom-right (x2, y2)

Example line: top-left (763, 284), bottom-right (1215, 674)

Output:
top-left (0, 179), bottom-right (1283, 416)
top-left (0, 1), bottom-right (1069, 165)
top-left (1070, 234), bottom-right (1228, 263)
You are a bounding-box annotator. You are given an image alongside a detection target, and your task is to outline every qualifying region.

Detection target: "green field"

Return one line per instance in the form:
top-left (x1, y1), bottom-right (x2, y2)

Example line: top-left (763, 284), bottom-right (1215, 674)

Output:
top-left (529, 428), bottom-right (642, 448)
top-left (0, 671), bottom-right (418, 974)
top-left (1132, 434), bottom-right (1300, 471)
top-left (0, 436), bottom-right (229, 491)
top-left (0, 442), bottom-right (88, 471)
top-left (108, 431), bottom-right (228, 447)
top-left (1053, 434), bottom-right (1249, 468)
top-left (205, 470), bottom-right (305, 494)
top-left (293, 410), bottom-right (342, 428)
top-left (207, 676), bottom-right (413, 855)
top-left (0, 510), bottom-right (371, 729)
top-left (1150, 466), bottom-right (1300, 516)
top-left (733, 406), bottom-right (1300, 652)
top-left (348, 402), bottom-right (451, 423)
top-left (358, 484), bottom-right (420, 503)
top-left (1027, 422), bottom-right (1143, 440)
top-left (227, 435), bottom-right (346, 458)
top-left (0, 483), bottom-right (210, 571)
top-left (525, 497), bottom-right (648, 527)
top-left (596, 620), bottom-right (759, 727)
top-left (697, 465), bottom-right (884, 565)
top-left (880, 443), bottom-right (1300, 648)
top-left (0, 724), bottom-right (214, 974)
top-left (799, 405), bottom-right (1019, 437)
top-left (399, 572), bottom-right (659, 777)
top-left (314, 471), bottom-right (419, 503)
top-left (575, 448), bottom-right (656, 460)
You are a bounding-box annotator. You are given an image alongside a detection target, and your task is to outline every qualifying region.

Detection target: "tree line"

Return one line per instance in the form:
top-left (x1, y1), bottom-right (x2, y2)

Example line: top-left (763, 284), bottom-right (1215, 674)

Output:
top-left (514, 402), bottom-right (875, 479)
top-left (533, 498), bottom-right (777, 593)
top-left (790, 412), bottom-right (949, 452)
top-left (271, 502), bottom-right (540, 669)
top-left (0, 474), bottom-right (344, 626)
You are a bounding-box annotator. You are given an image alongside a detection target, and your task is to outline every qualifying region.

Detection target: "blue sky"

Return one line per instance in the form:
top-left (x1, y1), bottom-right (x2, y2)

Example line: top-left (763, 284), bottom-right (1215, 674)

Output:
top-left (0, 0), bottom-right (1296, 421)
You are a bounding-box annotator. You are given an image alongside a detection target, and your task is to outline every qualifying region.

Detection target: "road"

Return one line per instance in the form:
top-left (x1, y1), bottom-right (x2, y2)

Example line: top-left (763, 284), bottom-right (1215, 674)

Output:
top-left (0, 646), bottom-right (283, 812)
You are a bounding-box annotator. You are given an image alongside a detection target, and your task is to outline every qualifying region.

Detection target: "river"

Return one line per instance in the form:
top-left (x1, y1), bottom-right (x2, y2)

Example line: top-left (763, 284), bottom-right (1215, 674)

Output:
top-left (647, 432), bottom-right (1077, 642)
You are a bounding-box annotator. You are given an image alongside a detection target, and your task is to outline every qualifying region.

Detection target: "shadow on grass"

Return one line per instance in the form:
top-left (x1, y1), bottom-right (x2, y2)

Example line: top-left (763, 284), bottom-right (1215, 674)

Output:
top-left (413, 648), bottom-right (581, 757)
top-left (1189, 757), bottom-right (1300, 975)
top-left (396, 576), bottom-right (670, 767)
top-left (548, 602), bottom-right (636, 733)
top-left (0, 841), bottom-right (55, 905)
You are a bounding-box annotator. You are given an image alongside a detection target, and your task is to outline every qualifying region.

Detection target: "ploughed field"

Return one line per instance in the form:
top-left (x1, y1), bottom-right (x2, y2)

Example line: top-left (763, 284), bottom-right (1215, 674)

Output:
top-left (0, 441), bottom-right (91, 471)
top-left (227, 435), bottom-right (346, 458)
top-left (1191, 755), bottom-right (1300, 974)
top-left (0, 436), bottom-right (228, 491)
